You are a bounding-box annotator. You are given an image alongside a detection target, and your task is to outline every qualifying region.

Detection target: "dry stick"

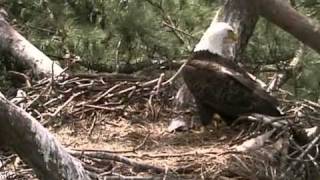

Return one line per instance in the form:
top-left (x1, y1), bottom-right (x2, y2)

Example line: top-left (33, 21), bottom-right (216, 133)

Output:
top-left (33, 109), bottom-right (44, 123)
top-left (84, 104), bottom-right (124, 111)
top-left (43, 96), bottom-right (62, 107)
top-left (106, 78), bottom-right (159, 99)
top-left (71, 148), bottom-right (132, 154)
top-left (51, 61), bottom-right (55, 85)
top-left (47, 91), bottom-right (84, 117)
top-left (8, 71), bottom-right (32, 87)
top-left (77, 80), bottom-right (94, 88)
top-left (148, 73), bottom-right (164, 104)
top-left (0, 155), bottom-right (16, 170)
top-left (304, 99), bottom-right (320, 109)
top-left (100, 173), bottom-right (158, 180)
top-left (69, 150), bottom-right (167, 174)
top-left (162, 21), bottom-right (196, 39)
top-left (267, 43), bottom-right (305, 91)
top-left (307, 153), bottom-right (320, 169)
top-left (87, 115), bottom-right (97, 138)
top-left (72, 108), bottom-right (94, 117)
top-left (25, 82), bottom-right (52, 109)
top-left (162, 60), bottom-right (187, 85)
top-left (133, 133), bottom-right (150, 151)
top-left (68, 63), bottom-right (185, 107)
top-left (127, 86), bottom-right (137, 99)
top-left (126, 149), bottom-right (219, 158)
top-left (56, 77), bottom-right (80, 86)
top-left (284, 133), bottom-right (320, 177)
top-left (144, 0), bottom-right (187, 45)
top-left (71, 134), bottom-right (150, 154)
top-left (93, 83), bottom-right (123, 102)
top-left (70, 73), bottom-right (145, 81)
top-left (155, 73), bottom-right (165, 95)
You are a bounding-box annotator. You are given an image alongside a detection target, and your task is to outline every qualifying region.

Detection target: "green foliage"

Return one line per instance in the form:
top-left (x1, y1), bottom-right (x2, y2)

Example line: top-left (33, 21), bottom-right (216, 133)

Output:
top-left (2, 0), bottom-right (320, 101)
top-left (291, 49), bottom-right (320, 101)
top-left (4, 0), bottom-right (217, 70)
top-left (245, 19), bottom-right (299, 65)
top-left (244, 0), bottom-right (320, 101)
top-left (288, 0), bottom-right (320, 100)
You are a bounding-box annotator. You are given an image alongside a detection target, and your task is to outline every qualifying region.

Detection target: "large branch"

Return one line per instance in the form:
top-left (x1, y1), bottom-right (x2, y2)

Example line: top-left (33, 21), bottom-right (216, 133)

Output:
top-left (252, 0), bottom-right (320, 54)
top-left (0, 93), bottom-right (92, 180)
top-left (0, 10), bottom-right (64, 78)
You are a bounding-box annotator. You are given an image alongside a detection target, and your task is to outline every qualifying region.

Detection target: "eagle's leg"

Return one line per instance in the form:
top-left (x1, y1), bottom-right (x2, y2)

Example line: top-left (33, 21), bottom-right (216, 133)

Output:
top-left (219, 114), bottom-right (238, 126)
top-left (196, 102), bottom-right (214, 130)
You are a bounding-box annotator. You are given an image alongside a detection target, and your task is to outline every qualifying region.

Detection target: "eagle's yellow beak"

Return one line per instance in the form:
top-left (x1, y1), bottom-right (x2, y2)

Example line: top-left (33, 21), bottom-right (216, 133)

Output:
top-left (225, 30), bottom-right (238, 43)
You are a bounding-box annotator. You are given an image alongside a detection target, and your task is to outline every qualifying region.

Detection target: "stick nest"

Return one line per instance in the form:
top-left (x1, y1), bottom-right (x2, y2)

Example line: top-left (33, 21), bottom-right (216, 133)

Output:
top-left (3, 72), bottom-right (320, 180)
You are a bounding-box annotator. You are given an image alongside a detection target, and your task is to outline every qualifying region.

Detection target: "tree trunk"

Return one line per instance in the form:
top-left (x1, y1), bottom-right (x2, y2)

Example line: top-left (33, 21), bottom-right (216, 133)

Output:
top-left (251, 0), bottom-right (320, 54)
top-left (0, 93), bottom-right (93, 180)
top-left (0, 10), bottom-right (64, 78)
top-left (217, 0), bottom-right (258, 62)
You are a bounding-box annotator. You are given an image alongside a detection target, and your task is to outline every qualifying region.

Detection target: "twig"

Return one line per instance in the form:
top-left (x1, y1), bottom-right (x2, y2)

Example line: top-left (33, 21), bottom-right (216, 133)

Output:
top-left (162, 21), bottom-right (196, 39)
top-left (126, 149), bottom-right (219, 158)
top-left (148, 73), bottom-right (164, 103)
top-left (70, 73), bottom-right (145, 81)
top-left (69, 150), bottom-right (167, 174)
top-left (100, 172), bottom-right (160, 180)
top-left (0, 155), bottom-right (16, 170)
top-left (284, 133), bottom-right (320, 177)
top-left (107, 78), bottom-right (159, 98)
top-left (43, 97), bottom-right (61, 107)
top-left (71, 148), bottom-right (134, 154)
top-left (163, 17), bottom-right (186, 44)
top-left (133, 133), bottom-right (150, 151)
top-left (93, 83), bottom-right (123, 103)
top-left (304, 99), bottom-right (320, 109)
top-left (162, 60), bottom-right (187, 85)
top-left (45, 91), bottom-right (84, 117)
top-left (25, 82), bottom-right (51, 109)
top-left (144, 0), bottom-right (187, 45)
top-left (87, 115), bottom-right (98, 138)
top-left (267, 43), bottom-right (305, 91)
top-left (155, 73), bottom-right (165, 95)
top-left (84, 104), bottom-right (124, 111)
top-left (8, 71), bottom-right (32, 87)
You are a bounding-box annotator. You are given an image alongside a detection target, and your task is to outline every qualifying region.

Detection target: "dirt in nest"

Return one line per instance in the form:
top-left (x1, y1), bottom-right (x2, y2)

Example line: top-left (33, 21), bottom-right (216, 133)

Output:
top-left (2, 73), bottom-right (318, 179)
top-left (53, 102), bottom-right (239, 178)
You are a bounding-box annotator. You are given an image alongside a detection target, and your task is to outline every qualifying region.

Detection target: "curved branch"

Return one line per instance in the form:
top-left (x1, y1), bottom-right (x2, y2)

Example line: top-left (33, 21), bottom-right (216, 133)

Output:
top-left (252, 0), bottom-right (320, 54)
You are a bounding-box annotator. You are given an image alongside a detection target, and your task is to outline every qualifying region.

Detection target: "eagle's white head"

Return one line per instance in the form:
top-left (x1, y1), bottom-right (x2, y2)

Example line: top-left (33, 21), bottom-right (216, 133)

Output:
top-left (194, 22), bottom-right (238, 56)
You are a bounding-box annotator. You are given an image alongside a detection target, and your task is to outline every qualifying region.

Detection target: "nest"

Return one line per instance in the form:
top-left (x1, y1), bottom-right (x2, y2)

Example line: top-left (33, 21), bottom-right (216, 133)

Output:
top-left (2, 72), bottom-right (320, 180)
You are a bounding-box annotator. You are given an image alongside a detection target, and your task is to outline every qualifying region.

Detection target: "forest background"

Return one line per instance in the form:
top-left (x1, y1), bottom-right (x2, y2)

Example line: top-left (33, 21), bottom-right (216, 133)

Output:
top-left (2, 0), bottom-right (320, 101)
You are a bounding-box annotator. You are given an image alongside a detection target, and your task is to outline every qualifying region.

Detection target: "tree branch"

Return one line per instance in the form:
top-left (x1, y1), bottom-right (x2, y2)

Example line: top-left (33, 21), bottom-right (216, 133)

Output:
top-left (251, 0), bottom-right (320, 54)
top-left (0, 93), bottom-right (92, 180)
top-left (0, 9), bottom-right (64, 78)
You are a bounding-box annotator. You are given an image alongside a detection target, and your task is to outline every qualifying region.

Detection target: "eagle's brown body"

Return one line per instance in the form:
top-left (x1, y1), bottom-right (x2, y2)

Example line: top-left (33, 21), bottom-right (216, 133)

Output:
top-left (182, 50), bottom-right (283, 126)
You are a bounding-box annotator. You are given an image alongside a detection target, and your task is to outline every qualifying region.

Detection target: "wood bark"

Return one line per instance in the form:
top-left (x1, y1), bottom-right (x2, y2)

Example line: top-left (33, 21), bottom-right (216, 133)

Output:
top-left (251, 0), bottom-right (320, 54)
top-left (0, 11), bottom-right (64, 78)
top-left (0, 93), bottom-right (93, 180)
top-left (217, 0), bottom-right (258, 62)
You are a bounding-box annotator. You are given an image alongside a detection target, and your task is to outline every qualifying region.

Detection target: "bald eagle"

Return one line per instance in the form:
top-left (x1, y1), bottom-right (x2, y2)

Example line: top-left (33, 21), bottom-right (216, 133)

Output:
top-left (182, 22), bottom-right (283, 126)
